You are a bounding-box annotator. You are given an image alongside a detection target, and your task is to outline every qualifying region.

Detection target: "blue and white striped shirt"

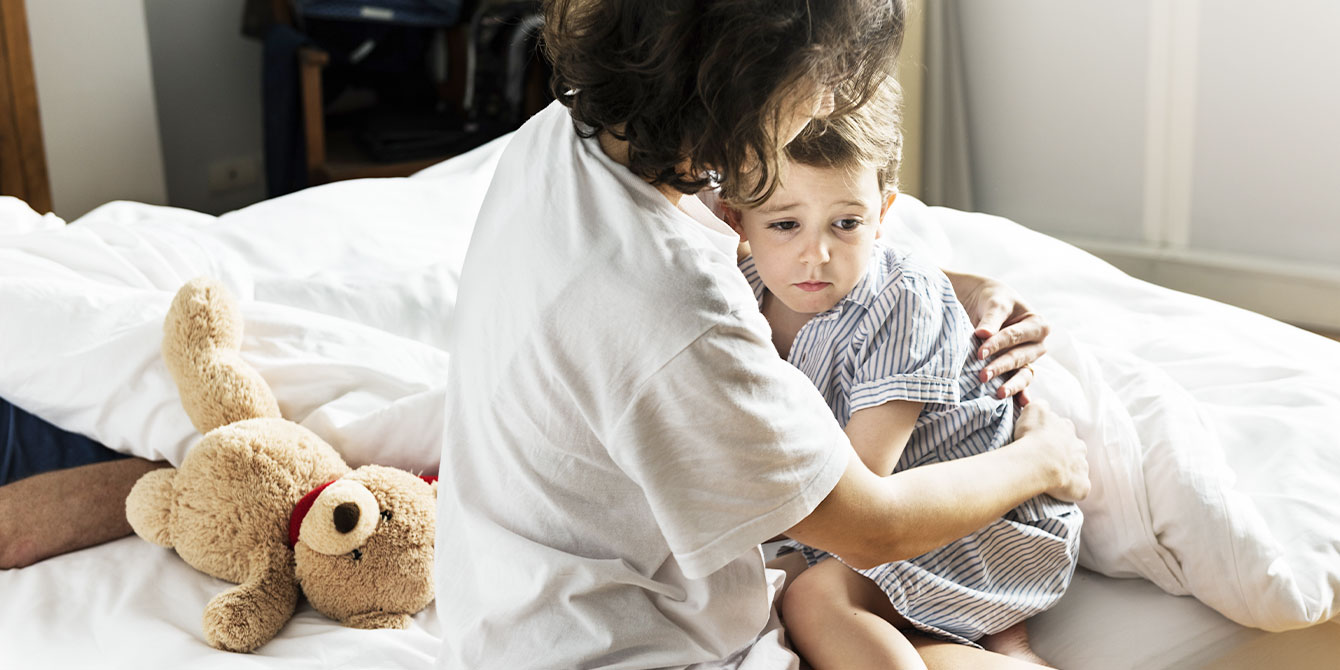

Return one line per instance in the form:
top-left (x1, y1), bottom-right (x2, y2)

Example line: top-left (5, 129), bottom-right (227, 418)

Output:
top-left (740, 243), bottom-right (998, 428)
top-left (741, 243), bottom-right (1081, 644)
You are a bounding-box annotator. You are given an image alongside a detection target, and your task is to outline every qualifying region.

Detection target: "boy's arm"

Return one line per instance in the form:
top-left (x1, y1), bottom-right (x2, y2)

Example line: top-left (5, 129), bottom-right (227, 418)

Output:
top-left (843, 400), bottom-right (923, 477)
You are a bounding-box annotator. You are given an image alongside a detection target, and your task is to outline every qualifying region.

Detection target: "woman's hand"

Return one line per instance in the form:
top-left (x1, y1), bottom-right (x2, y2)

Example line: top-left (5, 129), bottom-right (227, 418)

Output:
top-left (1013, 401), bottom-right (1090, 502)
top-left (944, 271), bottom-right (1050, 404)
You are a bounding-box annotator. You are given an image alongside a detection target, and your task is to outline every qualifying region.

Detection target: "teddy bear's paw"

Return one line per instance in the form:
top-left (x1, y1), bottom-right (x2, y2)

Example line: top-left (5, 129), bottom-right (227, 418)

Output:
top-left (202, 578), bottom-right (298, 653)
top-left (163, 278), bottom-right (282, 435)
top-left (343, 610), bottom-right (413, 630)
top-left (125, 468), bottom-right (177, 548)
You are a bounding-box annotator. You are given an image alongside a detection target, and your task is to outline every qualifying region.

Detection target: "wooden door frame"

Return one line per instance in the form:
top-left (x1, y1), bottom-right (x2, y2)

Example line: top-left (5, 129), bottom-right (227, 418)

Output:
top-left (0, 0), bottom-right (52, 214)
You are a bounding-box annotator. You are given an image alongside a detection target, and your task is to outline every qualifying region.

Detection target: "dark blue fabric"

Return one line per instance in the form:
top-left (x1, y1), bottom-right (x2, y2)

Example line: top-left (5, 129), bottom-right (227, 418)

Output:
top-left (0, 398), bottom-right (125, 486)
top-left (296, 0), bottom-right (462, 27)
top-left (263, 24), bottom-right (312, 198)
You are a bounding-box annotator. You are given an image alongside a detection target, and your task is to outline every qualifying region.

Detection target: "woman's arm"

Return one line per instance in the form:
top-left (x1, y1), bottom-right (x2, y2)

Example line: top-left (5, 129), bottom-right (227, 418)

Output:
top-left (760, 401), bottom-right (922, 545)
top-left (784, 400), bottom-right (1088, 569)
top-left (843, 400), bottom-right (923, 477)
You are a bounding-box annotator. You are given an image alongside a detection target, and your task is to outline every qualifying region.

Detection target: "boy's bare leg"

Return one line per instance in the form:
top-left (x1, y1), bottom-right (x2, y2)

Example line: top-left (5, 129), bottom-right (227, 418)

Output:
top-left (980, 621), bottom-right (1053, 667)
top-left (766, 550), bottom-right (810, 602)
top-left (0, 457), bottom-right (168, 569)
top-left (781, 557), bottom-right (926, 670)
top-left (911, 633), bottom-right (1052, 670)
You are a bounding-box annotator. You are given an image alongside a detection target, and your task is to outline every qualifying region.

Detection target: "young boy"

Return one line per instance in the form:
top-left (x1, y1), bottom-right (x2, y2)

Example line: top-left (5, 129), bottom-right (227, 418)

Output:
top-left (723, 79), bottom-right (1082, 669)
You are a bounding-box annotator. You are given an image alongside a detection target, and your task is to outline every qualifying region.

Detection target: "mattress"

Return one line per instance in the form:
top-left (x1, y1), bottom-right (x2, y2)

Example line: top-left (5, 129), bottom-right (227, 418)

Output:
top-left (1031, 569), bottom-right (1340, 669)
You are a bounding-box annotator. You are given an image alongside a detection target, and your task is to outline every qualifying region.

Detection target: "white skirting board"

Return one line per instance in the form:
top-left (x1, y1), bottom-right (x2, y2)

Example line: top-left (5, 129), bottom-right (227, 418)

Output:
top-left (1065, 238), bottom-right (1340, 334)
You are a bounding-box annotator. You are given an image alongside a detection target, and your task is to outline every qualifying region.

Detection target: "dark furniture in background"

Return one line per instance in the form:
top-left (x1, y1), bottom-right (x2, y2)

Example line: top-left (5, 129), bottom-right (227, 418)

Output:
top-left (259, 0), bottom-right (547, 196)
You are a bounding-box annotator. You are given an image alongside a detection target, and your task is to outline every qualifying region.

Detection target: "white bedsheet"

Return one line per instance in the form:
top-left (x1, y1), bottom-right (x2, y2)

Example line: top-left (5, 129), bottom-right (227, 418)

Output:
top-left (1, 134), bottom-right (1338, 665)
top-left (1, 535), bottom-right (440, 669)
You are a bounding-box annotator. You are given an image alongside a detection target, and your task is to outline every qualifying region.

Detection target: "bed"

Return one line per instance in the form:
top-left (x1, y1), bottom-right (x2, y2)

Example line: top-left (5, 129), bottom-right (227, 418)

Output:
top-left (1, 134), bottom-right (1337, 669)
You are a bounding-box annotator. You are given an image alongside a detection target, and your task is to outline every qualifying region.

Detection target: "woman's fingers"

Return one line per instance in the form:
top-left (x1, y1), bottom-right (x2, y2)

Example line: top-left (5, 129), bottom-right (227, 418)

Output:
top-left (981, 340), bottom-right (1047, 380)
top-left (971, 297), bottom-right (1015, 340)
top-left (977, 314), bottom-right (1050, 360)
top-left (957, 277), bottom-right (1051, 401)
top-left (995, 362), bottom-right (1038, 400)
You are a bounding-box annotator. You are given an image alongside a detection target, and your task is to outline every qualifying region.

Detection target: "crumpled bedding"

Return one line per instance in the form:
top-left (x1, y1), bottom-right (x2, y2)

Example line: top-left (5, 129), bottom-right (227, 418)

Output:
top-left (1, 132), bottom-right (1336, 654)
top-left (0, 136), bottom-right (505, 474)
top-left (887, 199), bottom-right (1340, 631)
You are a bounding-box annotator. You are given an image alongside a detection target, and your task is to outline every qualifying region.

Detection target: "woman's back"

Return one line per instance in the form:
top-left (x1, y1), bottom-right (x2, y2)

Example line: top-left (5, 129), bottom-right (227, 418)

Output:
top-left (437, 102), bottom-right (850, 669)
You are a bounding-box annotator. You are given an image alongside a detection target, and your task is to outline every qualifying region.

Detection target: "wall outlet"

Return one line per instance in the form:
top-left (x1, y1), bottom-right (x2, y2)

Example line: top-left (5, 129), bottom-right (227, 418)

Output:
top-left (208, 156), bottom-right (260, 194)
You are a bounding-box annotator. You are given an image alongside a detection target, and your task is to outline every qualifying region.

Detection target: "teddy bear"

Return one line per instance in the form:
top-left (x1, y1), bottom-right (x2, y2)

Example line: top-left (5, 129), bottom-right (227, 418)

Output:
top-left (125, 277), bottom-right (438, 653)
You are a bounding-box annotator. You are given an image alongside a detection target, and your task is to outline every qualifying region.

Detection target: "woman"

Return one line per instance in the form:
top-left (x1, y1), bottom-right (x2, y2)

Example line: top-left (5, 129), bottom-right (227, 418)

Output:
top-left (436, 1), bottom-right (1088, 668)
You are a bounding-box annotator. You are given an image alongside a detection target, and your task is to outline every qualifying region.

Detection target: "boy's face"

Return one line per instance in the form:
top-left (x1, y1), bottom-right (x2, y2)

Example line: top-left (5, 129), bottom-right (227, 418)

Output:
top-left (732, 161), bottom-right (890, 317)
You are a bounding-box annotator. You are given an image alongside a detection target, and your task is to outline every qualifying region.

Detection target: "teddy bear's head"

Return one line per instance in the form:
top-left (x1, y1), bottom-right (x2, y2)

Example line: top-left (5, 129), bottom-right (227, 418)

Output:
top-left (291, 465), bottom-right (438, 629)
top-left (127, 277), bottom-right (445, 652)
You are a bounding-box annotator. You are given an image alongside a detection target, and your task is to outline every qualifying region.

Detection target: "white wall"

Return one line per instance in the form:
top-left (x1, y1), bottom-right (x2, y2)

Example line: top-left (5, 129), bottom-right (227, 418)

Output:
top-left (1188, 0), bottom-right (1340, 266)
top-left (25, 0), bottom-right (168, 219)
top-left (957, 0), bottom-right (1151, 244)
top-left (143, 0), bottom-right (265, 215)
top-left (952, 0), bottom-right (1340, 331)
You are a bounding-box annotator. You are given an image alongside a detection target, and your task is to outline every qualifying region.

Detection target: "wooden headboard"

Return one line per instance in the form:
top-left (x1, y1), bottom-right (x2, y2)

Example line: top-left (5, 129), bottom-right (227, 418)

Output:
top-left (0, 0), bottom-right (51, 214)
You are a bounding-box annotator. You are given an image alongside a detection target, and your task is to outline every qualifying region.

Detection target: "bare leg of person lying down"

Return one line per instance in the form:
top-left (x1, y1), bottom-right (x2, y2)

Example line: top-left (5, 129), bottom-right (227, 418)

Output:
top-left (0, 457), bottom-right (168, 569)
top-left (773, 553), bottom-right (1051, 670)
top-left (0, 397), bottom-right (171, 569)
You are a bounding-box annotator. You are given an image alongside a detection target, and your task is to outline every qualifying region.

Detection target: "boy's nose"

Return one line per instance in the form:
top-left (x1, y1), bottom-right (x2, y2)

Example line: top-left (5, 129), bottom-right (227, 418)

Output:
top-left (800, 239), bottom-right (830, 265)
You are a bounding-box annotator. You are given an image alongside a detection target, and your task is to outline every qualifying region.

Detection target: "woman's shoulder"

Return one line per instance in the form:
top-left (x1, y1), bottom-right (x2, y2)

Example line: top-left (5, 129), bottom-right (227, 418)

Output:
top-left (478, 105), bottom-right (760, 333)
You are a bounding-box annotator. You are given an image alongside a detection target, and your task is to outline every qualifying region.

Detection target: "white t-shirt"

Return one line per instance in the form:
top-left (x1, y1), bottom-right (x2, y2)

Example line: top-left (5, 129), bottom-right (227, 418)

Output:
top-left (436, 102), bottom-right (849, 669)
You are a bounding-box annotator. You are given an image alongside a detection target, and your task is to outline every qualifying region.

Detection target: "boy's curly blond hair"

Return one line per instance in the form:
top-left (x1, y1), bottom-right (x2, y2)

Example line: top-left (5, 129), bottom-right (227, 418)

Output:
top-left (786, 76), bottom-right (904, 198)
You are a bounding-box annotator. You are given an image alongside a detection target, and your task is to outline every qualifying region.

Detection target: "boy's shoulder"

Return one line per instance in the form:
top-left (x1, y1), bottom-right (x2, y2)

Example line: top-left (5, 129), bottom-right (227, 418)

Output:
top-left (859, 242), bottom-right (958, 307)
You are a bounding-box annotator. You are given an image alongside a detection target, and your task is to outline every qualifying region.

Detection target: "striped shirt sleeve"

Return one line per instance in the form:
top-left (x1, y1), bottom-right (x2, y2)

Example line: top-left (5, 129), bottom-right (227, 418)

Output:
top-left (849, 270), bottom-right (971, 413)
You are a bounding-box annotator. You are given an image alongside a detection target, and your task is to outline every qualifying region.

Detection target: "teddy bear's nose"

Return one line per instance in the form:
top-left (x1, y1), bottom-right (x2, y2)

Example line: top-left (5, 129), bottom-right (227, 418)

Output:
top-left (298, 479), bottom-right (380, 555)
top-left (333, 503), bottom-right (360, 534)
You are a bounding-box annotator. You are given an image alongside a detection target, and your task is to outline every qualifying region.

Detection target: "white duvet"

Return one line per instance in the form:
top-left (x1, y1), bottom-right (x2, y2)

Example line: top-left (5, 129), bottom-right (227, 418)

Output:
top-left (1, 134), bottom-right (1337, 663)
top-left (886, 203), bottom-right (1340, 632)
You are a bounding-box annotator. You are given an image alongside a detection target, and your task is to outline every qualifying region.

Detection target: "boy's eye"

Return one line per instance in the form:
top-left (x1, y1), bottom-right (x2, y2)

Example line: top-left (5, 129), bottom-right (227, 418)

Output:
top-left (768, 220), bottom-right (799, 231)
top-left (834, 218), bottom-right (862, 231)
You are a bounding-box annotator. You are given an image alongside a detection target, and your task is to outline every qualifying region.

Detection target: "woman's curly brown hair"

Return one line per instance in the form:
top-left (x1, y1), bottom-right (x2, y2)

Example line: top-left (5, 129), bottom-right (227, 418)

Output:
top-left (787, 75), bottom-right (904, 197)
top-left (542, 0), bottom-right (905, 206)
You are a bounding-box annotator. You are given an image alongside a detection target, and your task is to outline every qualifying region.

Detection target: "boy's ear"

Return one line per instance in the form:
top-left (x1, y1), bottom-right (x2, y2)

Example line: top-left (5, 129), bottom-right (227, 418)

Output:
top-left (877, 192), bottom-right (898, 239)
top-left (880, 192), bottom-right (898, 218)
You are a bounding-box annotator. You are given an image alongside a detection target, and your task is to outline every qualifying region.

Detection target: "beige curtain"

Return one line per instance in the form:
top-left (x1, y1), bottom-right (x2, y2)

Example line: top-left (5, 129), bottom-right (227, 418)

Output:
top-left (921, 0), bottom-right (975, 211)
